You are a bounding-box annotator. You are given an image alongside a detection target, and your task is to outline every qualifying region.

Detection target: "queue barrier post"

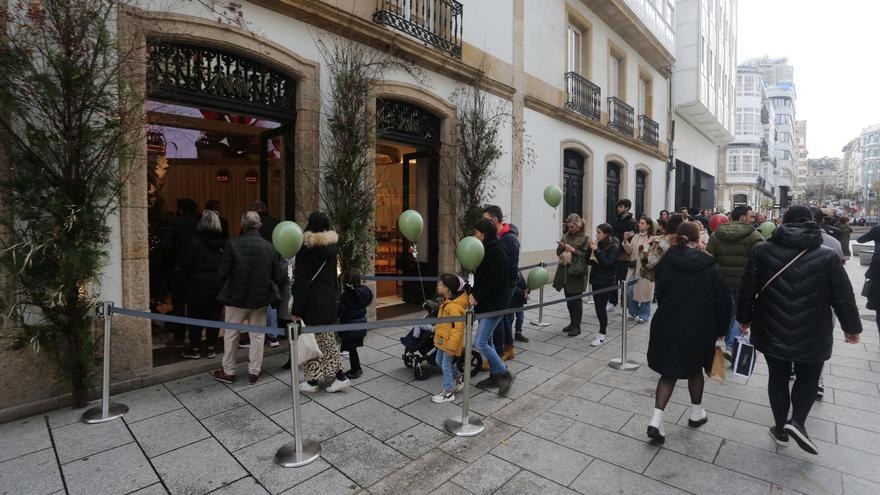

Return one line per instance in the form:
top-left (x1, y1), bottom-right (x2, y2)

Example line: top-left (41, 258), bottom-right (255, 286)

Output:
top-left (445, 309), bottom-right (485, 437)
top-left (275, 321), bottom-right (321, 467)
top-left (530, 261), bottom-right (551, 327)
top-left (608, 281), bottom-right (641, 371)
top-left (82, 301), bottom-right (129, 424)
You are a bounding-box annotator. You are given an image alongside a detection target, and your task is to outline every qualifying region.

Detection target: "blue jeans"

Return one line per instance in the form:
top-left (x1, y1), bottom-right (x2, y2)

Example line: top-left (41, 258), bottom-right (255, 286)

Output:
top-left (494, 288), bottom-right (516, 352)
top-left (475, 316), bottom-right (506, 375)
top-left (514, 308), bottom-right (524, 334)
top-left (626, 276), bottom-right (651, 320)
top-left (435, 350), bottom-right (461, 392)
top-left (726, 288), bottom-right (739, 349)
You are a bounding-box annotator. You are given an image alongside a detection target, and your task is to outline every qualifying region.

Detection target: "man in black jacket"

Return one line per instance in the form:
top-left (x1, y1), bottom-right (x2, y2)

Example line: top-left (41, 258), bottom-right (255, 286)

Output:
top-left (212, 211), bottom-right (287, 385)
top-left (483, 205), bottom-right (527, 361)
top-left (250, 201), bottom-right (280, 243)
top-left (737, 205), bottom-right (861, 455)
top-left (163, 198), bottom-right (200, 347)
top-left (610, 199), bottom-right (637, 308)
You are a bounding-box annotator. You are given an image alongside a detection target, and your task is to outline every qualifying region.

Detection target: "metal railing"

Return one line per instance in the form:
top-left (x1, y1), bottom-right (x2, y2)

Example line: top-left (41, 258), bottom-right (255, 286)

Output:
top-left (564, 72), bottom-right (601, 122)
top-left (638, 115), bottom-right (659, 148)
top-left (608, 97), bottom-right (634, 137)
top-left (374, 0), bottom-right (463, 59)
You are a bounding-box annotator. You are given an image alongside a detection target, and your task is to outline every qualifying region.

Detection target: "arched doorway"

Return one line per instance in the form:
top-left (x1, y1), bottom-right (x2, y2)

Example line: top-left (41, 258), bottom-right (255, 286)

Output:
top-left (563, 149), bottom-right (586, 228)
top-left (606, 162), bottom-right (622, 224)
top-left (374, 98), bottom-right (442, 316)
top-left (635, 169), bottom-right (648, 217)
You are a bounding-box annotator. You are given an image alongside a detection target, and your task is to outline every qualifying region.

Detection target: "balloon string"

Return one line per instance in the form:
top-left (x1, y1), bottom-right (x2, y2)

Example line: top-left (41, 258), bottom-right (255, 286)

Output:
top-left (413, 243), bottom-right (428, 304)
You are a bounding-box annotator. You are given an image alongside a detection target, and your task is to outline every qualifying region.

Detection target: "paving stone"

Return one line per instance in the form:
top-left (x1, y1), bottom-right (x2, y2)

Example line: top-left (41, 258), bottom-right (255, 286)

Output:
top-left (834, 389), bottom-right (880, 413)
top-left (385, 423), bottom-right (451, 459)
top-left (0, 416), bottom-right (51, 463)
top-left (600, 388), bottom-right (687, 424)
top-left (401, 396), bottom-right (470, 431)
top-left (521, 411), bottom-right (576, 441)
top-left (531, 373), bottom-right (588, 400)
top-left (591, 369), bottom-right (662, 397)
top-left (644, 449), bottom-right (770, 495)
top-left (165, 373), bottom-right (217, 395)
top-left (129, 483), bottom-right (169, 495)
top-left (819, 374), bottom-right (880, 396)
top-left (571, 459), bottom-right (688, 495)
top-left (428, 481), bottom-right (475, 495)
top-left (843, 475), bottom-right (880, 495)
top-left (152, 438), bottom-right (246, 495)
top-left (714, 440), bottom-right (843, 495)
top-left (320, 428), bottom-right (408, 486)
top-left (511, 364), bottom-right (558, 384)
top-left (514, 350), bottom-right (572, 372)
top-left (116, 386), bottom-right (183, 423)
top-left (270, 401), bottom-right (354, 443)
top-left (491, 431), bottom-right (591, 486)
top-left (552, 348), bottom-right (590, 362)
top-left (305, 386), bottom-right (370, 412)
top-left (53, 417), bottom-right (133, 463)
top-left (440, 417), bottom-right (518, 463)
top-left (63, 443), bottom-right (158, 495)
top-left (354, 346), bottom-right (396, 366)
top-left (556, 420), bottom-right (658, 472)
top-left (675, 409), bottom-right (779, 452)
top-left (829, 364), bottom-right (880, 384)
top-left (280, 468), bottom-right (359, 494)
top-left (354, 375), bottom-right (427, 408)
top-left (808, 400), bottom-right (880, 434)
top-left (201, 404), bottom-right (282, 452)
top-left (465, 391), bottom-right (513, 416)
top-left (175, 383), bottom-right (248, 419)
top-left (210, 476), bottom-right (269, 495)
top-left (129, 408), bottom-right (210, 457)
top-left (490, 392), bottom-right (557, 428)
top-left (733, 401), bottom-right (837, 444)
top-left (669, 388), bottom-right (741, 416)
top-left (368, 357), bottom-right (421, 383)
top-left (778, 437), bottom-right (880, 484)
top-left (516, 339), bottom-right (565, 356)
top-left (231, 432), bottom-right (328, 494)
top-left (364, 333), bottom-right (402, 351)
top-left (837, 424), bottom-right (880, 456)
top-left (550, 396), bottom-right (633, 430)
top-left (495, 373), bottom-right (540, 400)
top-left (450, 453), bottom-right (519, 495)
top-left (368, 449), bottom-right (468, 495)
top-left (44, 402), bottom-right (101, 429)
top-left (570, 382), bottom-right (614, 401)
top-left (336, 397), bottom-right (419, 441)
top-left (0, 448), bottom-right (64, 495)
top-left (493, 469), bottom-right (578, 495)
top-left (239, 378), bottom-right (307, 417)
top-left (618, 414), bottom-right (722, 462)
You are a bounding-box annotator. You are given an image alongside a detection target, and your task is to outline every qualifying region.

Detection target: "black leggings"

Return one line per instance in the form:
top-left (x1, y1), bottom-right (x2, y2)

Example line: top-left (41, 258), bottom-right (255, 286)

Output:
top-left (655, 374), bottom-right (704, 410)
top-left (340, 343), bottom-right (361, 373)
top-left (765, 354), bottom-right (824, 430)
top-left (565, 292), bottom-right (583, 326)
top-left (592, 283), bottom-right (615, 334)
top-left (187, 299), bottom-right (222, 350)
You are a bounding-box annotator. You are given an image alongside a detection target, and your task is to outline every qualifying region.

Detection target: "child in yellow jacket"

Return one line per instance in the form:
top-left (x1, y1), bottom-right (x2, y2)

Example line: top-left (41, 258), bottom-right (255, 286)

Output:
top-left (432, 274), bottom-right (469, 403)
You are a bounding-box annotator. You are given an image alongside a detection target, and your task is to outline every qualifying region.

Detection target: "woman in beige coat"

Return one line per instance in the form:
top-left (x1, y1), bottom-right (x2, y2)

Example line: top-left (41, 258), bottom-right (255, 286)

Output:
top-left (622, 215), bottom-right (655, 323)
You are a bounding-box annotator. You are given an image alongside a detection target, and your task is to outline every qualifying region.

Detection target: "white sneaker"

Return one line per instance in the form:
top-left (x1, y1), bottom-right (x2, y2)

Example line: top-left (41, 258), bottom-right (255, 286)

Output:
top-left (627, 314), bottom-right (637, 321)
top-left (299, 381), bottom-right (320, 393)
top-left (637, 318), bottom-right (649, 324)
top-left (326, 377), bottom-right (351, 393)
top-left (591, 334), bottom-right (606, 347)
top-left (605, 302), bottom-right (616, 312)
top-left (454, 375), bottom-right (464, 392)
top-left (341, 351), bottom-right (350, 358)
top-left (432, 391), bottom-right (455, 403)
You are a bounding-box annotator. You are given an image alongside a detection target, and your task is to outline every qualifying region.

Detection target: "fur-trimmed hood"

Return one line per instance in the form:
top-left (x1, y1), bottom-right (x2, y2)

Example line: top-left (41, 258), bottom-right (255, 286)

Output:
top-left (303, 230), bottom-right (339, 248)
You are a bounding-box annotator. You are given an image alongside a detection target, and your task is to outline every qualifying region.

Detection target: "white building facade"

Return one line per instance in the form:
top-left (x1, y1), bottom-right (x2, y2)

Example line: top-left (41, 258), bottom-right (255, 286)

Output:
top-left (672, 0), bottom-right (737, 211)
top-left (861, 125), bottom-right (880, 212)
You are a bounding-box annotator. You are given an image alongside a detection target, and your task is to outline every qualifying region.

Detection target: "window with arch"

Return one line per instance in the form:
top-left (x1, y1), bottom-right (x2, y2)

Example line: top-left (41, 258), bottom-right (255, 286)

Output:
top-left (606, 162), bottom-right (622, 224)
top-left (563, 149), bottom-right (585, 225)
top-left (635, 169), bottom-right (648, 218)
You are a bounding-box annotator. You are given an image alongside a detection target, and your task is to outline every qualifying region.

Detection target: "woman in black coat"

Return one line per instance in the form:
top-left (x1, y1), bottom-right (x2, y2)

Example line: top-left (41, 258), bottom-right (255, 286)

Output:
top-left (646, 222), bottom-right (731, 445)
top-left (585, 224), bottom-right (620, 347)
top-left (857, 224), bottom-right (880, 321)
top-left (738, 205), bottom-right (862, 454)
top-left (181, 211), bottom-right (226, 359)
top-left (290, 212), bottom-right (350, 393)
top-left (470, 219), bottom-right (515, 396)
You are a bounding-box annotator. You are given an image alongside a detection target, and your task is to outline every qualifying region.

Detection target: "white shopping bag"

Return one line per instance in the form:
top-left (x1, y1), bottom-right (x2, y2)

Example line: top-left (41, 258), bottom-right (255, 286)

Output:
top-left (732, 334), bottom-right (757, 378)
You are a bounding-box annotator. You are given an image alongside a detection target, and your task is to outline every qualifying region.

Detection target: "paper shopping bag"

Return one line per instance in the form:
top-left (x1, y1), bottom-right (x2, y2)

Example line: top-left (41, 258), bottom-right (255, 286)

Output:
top-left (732, 336), bottom-right (757, 378)
top-left (709, 347), bottom-right (725, 383)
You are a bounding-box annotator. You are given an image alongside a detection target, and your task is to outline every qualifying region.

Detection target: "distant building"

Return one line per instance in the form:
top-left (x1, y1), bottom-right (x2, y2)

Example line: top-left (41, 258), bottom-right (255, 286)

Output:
top-left (796, 120), bottom-right (808, 199)
top-left (804, 158), bottom-right (841, 202)
top-left (841, 137), bottom-right (862, 195)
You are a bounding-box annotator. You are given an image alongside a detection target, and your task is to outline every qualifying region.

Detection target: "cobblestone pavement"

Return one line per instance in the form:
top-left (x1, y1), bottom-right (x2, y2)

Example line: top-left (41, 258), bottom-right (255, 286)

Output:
top-left (2, 261), bottom-right (879, 495)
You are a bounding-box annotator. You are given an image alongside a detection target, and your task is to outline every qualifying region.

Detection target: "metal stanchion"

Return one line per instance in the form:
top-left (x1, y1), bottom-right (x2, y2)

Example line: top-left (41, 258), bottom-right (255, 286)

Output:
top-left (530, 261), bottom-right (551, 327)
top-left (82, 302), bottom-right (128, 424)
top-left (275, 321), bottom-right (321, 467)
top-left (445, 309), bottom-right (485, 437)
top-left (608, 281), bottom-right (641, 371)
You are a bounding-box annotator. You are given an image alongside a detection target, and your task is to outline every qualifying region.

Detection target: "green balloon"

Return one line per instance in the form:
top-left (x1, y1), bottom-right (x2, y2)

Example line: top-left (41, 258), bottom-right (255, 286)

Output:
top-left (758, 221), bottom-right (776, 239)
top-left (456, 236), bottom-right (485, 271)
top-left (398, 210), bottom-right (424, 242)
top-left (526, 267), bottom-right (550, 290)
top-left (272, 221), bottom-right (304, 259)
top-left (544, 185), bottom-right (562, 208)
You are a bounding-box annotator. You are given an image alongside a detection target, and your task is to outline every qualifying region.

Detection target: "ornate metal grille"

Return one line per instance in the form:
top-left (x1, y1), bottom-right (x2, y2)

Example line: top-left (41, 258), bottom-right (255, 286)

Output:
top-left (377, 98), bottom-right (441, 143)
top-left (638, 115), bottom-right (659, 148)
top-left (374, 0), bottom-right (463, 59)
top-left (147, 41), bottom-right (296, 118)
top-left (608, 97), bottom-right (634, 137)
top-left (564, 72), bottom-right (601, 122)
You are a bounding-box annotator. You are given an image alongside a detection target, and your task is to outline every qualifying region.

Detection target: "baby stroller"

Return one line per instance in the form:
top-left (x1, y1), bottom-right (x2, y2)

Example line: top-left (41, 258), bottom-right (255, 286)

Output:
top-left (400, 298), bottom-right (483, 380)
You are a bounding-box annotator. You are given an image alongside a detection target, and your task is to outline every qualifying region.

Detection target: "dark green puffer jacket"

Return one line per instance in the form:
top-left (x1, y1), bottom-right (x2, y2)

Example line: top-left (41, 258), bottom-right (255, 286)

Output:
top-left (706, 221), bottom-right (763, 289)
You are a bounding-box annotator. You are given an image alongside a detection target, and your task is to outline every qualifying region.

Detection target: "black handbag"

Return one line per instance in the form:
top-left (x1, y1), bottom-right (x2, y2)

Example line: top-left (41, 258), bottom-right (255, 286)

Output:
top-left (862, 279), bottom-right (873, 298)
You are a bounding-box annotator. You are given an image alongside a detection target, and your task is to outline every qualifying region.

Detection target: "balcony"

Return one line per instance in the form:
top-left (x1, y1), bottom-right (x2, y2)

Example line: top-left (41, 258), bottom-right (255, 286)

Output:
top-left (564, 72), bottom-right (601, 122)
top-left (638, 115), bottom-right (659, 148)
top-left (373, 0), bottom-right (463, 59)
top-left (608, 97), bottom-right (634, 137)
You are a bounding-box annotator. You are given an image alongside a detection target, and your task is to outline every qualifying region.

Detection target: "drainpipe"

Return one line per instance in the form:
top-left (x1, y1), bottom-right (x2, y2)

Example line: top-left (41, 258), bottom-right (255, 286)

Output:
top-left (666, 66), bottom-right (675, 210)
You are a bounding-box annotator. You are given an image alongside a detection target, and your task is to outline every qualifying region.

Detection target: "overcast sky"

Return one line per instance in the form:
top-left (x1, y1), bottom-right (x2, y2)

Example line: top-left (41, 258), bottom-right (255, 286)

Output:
top-left (736, 0), bottom-right (880, 159)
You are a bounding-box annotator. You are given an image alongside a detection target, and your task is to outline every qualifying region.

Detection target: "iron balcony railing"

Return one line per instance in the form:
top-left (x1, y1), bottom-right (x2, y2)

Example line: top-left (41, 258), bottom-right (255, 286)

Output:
top-left (608, 97), bottom-right (634, 137)
top-left (564, 72), bottom-right (601, 122)
top-left (374, 0), bottom-right (463, 59)
top-left (638, 115), bottom-right (659, 148)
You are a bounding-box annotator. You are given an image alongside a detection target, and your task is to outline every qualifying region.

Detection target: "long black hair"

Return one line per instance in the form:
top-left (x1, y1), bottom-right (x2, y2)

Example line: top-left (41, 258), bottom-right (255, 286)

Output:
top-left (474, 219), bottom-right (497, 244)
top-left (596, 223), bottom-right (612, 249)
top-left (305, 211), bottom-right (330, 233)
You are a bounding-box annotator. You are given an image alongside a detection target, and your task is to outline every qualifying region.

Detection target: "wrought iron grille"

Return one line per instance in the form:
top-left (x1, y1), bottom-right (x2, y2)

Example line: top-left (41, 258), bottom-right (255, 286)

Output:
top-left (608, 97), bottom-right (634, 137)
top-left (638, 115), bottom-right (659, 148)
top-left (147, 41), bottom-right (296, 118)
top-left (377, 98), bottom-right (441, 143)
top-left (374, 0), bottom-right (463, 59)
top-left (564, 72), bottom-right (601, 122)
